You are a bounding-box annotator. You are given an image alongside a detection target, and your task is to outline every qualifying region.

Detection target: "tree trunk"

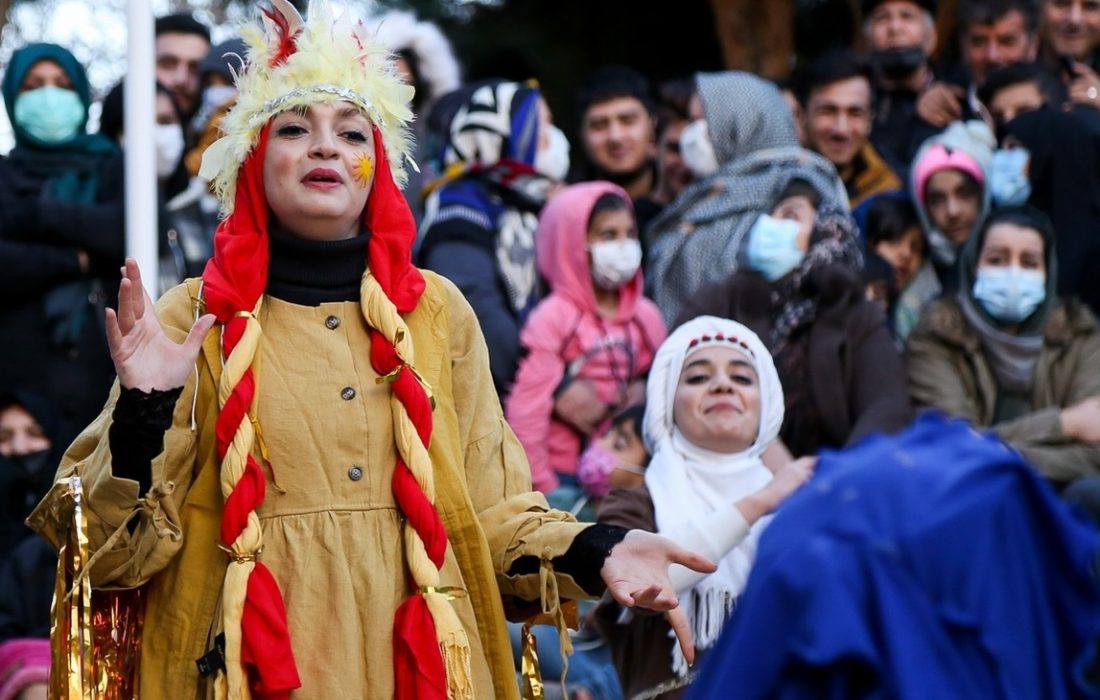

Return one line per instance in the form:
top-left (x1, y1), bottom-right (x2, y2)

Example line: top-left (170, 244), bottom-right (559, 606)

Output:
top-left (708, 0), bottom-right (795, 80)
top-left (933, 0), bottom-right (960, 63)
top-left (0, 0), bottom-right (14, 38)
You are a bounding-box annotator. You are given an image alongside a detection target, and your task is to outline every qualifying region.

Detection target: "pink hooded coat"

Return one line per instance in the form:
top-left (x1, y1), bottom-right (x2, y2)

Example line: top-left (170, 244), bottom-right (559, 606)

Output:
top-left (506, 182), bottom-right (666, 493)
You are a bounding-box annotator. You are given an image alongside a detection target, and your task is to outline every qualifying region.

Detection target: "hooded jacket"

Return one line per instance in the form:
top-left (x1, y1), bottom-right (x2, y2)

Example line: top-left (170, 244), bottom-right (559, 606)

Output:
top-left (678, 212), bottom-right (912, 457)
top-left (506, 182), bottom-right (666, 493)
top-left (908, 120), bottom-right (994, 290)
top-left (906, 212), bottom-right (1100, 484)
top-left (0, 390), bottom-right (70, 561)
top-left (645, 71), bottom-right (848, 326)
top-left (419, 81), bottom-right (551, 395)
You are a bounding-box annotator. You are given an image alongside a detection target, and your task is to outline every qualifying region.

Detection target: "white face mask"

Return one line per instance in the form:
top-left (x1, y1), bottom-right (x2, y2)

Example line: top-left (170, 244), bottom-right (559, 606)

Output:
top-left (589, 238), bottom-right (643, 290)
top-left (190, 84), bottom-right (239, 133)
top-left (535, 125), bottom-right (571, 181)
top-left (679, 118), bottom-right (718, 178)
top-left (203, 84), bottom-right (238, 112)
top-left (155, 124), bottom-right (185, 179)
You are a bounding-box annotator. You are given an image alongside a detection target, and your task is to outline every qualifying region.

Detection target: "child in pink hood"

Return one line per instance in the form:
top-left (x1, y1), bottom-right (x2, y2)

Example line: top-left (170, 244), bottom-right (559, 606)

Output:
top-left (506, 181), bottom-right (666, 496)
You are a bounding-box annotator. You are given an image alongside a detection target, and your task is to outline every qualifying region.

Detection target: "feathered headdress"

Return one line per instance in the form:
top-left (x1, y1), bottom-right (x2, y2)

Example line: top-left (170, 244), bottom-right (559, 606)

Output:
top-left (200, 0), bottom-right (417, 213)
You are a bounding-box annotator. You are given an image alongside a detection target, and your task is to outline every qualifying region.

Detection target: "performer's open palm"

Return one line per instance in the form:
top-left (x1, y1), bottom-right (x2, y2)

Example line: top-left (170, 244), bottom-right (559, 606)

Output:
top-left (601, 530), bottom-right (716, 665)
top-left (105, 258), bottom-right (216, 391)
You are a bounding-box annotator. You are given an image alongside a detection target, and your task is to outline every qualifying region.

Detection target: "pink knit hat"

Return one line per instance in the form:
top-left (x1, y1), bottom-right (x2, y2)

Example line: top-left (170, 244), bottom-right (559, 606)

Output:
top-left (0, 639), bottom-right (50, 700)
top-left (913, 143), bottom-right (985, 203)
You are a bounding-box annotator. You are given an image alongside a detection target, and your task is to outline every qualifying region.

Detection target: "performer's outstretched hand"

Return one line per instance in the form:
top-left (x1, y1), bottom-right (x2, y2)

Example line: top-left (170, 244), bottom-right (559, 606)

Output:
top-left (600, 530), bottom-right (716, 666)
top-left (105, 258), bottom-right (216, 391)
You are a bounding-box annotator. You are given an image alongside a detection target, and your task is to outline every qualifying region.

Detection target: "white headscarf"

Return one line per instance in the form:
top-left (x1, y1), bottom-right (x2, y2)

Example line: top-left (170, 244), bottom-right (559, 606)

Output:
top-left (643, 315), bottom-right (784, 675)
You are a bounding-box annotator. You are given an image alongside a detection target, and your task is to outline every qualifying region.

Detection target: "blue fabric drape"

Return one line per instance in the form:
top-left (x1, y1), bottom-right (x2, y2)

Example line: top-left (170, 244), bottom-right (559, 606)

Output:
top-left (689, 413), bottom-right (1100, 700)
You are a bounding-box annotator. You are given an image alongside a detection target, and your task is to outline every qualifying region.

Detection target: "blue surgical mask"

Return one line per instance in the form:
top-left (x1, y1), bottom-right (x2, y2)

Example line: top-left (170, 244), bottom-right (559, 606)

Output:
top-left (989, 147), bottom-right (1031, 206)
top-left (745, 214), bottom-right (805, 281)
top-left (972, 266), bottom-right (1046, 323)
top-left (13, 85), bottom-right (85, 144)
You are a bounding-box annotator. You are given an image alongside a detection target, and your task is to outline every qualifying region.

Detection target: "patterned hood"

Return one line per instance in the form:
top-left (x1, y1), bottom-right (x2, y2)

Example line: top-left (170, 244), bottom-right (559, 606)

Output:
top-left (644, 71), bottom-right (848, 325)
top-left (697, 71), bottom-right (799, 164)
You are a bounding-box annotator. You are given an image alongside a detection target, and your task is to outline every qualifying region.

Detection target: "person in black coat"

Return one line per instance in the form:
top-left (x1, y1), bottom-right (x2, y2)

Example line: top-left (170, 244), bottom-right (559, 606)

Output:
top-left (418, 80), bottom-right (569, 396)
top-left (0, 536), bottom-right (55, 642)
top-left (677, 182), bottom-right (912, 457)
top-left (0, 390), bottom-right (65, 649)
top-left (0, 44), bottom-right (125, 431)
top-left (1002, 106), bottom-right (1100, 317)
top-left (0, 390), bottom-right (68, 562)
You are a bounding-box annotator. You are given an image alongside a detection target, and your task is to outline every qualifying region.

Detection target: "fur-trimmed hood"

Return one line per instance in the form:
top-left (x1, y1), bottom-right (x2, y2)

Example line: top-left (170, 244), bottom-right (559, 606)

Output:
top-left (365, 9), bottom-right (461, 112)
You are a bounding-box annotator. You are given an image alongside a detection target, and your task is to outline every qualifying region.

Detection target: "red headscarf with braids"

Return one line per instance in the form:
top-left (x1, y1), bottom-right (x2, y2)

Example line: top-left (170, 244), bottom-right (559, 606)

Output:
top-left (202, 110), bottom-right (447, 698)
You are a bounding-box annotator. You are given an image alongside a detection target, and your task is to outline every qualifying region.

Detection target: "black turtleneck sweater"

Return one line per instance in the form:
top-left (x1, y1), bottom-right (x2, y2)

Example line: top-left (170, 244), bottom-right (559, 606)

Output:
top-left (107, 229), bottom-right (627, 595)
top-left (265, 227), bottom-right (369, 305)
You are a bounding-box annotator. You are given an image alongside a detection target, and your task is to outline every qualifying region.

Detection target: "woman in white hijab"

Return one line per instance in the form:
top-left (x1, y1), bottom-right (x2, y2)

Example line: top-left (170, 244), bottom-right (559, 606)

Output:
top-left (597, 315), bottom-right (814, 699)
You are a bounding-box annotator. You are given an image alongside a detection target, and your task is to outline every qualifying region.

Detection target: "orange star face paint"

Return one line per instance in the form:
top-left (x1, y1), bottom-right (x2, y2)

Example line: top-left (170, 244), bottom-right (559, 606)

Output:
top-left (354, 155), bottom-right (375, 187)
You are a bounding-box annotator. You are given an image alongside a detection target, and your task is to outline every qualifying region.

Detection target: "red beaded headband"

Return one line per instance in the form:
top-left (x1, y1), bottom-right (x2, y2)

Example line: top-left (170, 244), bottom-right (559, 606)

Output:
top-left (686, 333), bottom-right (756, 359)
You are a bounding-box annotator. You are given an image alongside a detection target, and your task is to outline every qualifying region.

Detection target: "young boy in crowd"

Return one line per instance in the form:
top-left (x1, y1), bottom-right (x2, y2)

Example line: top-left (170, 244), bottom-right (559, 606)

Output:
top-left (576, 404), bottom-right (650, 516)
top-left (865, 194), bottom-right (940, 341)
top-left (863, 252), bottom-right (900, 329)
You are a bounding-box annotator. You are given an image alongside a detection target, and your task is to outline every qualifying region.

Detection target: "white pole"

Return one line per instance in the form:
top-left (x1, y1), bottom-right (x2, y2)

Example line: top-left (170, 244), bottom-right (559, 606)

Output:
top-left (125, 0), bottom-right (159, 297)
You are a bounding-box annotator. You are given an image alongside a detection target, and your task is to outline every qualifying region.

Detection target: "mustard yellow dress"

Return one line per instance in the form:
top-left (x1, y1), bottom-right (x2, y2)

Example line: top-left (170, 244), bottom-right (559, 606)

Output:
top-left (33, 272), bottom-right (590, 699)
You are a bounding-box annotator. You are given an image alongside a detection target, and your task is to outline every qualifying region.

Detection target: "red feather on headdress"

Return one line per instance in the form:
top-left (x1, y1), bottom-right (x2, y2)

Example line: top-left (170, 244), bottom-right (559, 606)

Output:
top-left (261, 0), bottom-right (302, 67)
top-left (351, 26), bottom-right (367, 64)
top-left (350, 29), bottom-right (373, 68)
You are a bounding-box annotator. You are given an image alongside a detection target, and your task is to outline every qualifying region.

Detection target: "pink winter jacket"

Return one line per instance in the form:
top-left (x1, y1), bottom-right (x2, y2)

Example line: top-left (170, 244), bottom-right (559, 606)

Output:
top-left (505, 182), bottom-right (666, 493)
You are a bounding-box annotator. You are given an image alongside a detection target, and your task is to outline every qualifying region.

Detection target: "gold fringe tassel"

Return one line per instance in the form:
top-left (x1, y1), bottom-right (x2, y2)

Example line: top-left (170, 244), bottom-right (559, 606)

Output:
top-left (440, 631), bottom-right (475, 700)
top-left (519, 622), bottom-right (545, 700)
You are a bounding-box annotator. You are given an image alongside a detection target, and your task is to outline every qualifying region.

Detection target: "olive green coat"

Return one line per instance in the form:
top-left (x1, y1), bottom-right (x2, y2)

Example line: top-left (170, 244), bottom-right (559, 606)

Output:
top-left (906, 297), bottom-right (1100, 483)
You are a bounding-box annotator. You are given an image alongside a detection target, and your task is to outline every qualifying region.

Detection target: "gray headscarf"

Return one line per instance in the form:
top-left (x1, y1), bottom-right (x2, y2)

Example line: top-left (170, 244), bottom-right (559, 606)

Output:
top-left (645, 71), bottom-right (848, 326)
top-left (956, 207), bottom-right (1058, 415)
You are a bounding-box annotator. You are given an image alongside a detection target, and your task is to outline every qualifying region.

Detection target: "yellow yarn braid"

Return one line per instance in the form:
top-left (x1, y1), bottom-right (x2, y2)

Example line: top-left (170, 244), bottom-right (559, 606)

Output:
top-left (361, 270), bottom-right (474, 699)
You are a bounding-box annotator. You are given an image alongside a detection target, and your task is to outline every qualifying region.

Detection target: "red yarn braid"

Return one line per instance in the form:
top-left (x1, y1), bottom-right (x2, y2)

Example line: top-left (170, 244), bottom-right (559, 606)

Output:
top-left (361, 128), bottom-right (451, 700)
top-left (202, 125), bottom-right (300, 698)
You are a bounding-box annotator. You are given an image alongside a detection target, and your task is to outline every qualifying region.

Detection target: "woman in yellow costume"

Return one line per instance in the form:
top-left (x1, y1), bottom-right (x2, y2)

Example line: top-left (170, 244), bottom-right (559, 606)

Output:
top-left (29, 2), bottom-right (712, 698)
